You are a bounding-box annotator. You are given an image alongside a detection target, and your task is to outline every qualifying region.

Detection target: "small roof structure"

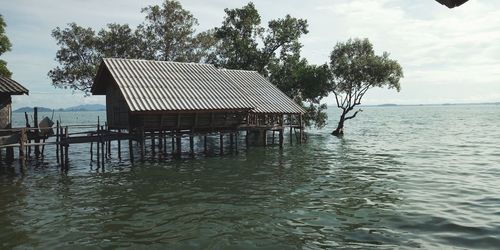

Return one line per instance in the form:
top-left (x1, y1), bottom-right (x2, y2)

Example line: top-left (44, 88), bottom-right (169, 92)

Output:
top-left (92, 58), bottom-right (304, 114)
top-left (435, 0), bottom-right (469, 8)
top-left (221, 69), bottom-right (304, 114)
top-left (0, 76), bottom-right (29, 95)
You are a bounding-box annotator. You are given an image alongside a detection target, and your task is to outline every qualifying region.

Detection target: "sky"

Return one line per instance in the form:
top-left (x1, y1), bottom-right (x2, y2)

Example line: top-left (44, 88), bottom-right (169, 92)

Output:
top-left (1, 0), bottom-right (500, 109)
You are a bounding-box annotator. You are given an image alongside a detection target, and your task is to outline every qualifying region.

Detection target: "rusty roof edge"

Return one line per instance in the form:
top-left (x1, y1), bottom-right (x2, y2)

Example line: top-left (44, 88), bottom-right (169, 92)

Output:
top-left (0, 76), bottom-right (29, 95)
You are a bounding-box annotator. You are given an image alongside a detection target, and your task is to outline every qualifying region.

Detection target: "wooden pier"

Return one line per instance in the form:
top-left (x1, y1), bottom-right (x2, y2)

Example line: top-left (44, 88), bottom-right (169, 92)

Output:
top-left (0, 117), bottom-right (304, 170)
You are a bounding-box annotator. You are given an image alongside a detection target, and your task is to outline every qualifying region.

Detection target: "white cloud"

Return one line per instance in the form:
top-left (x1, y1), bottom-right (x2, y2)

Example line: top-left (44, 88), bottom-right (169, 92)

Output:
top-left (2, 0), bottom-right (500, 108)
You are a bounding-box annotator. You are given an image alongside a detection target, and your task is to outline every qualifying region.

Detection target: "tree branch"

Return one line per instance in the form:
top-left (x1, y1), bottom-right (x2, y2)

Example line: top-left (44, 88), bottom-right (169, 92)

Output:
top-left (344, 109), bottom-right (363, 120)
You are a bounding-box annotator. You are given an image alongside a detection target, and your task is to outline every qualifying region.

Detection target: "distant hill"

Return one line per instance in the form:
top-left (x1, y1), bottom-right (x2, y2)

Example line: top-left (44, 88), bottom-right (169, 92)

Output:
top-left (14, 107), bottom-right (53, 113)
top-left (14, 104), bottom-right (106, 113)
top-left (64, 104), bottom-right (106, 111)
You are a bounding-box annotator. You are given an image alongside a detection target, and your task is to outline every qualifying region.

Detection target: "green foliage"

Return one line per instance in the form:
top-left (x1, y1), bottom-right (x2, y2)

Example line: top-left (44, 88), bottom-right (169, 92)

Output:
top-left (329, 38), bottom-right (403, 135)
top-left (97, 23), bottom-right (142, 58)
top-left (212, 3), bottom-right (330, 128)
top-left (138, 0), bottom-right (202, 61)
top-left (49, 23), bottom-right (100, 93)
top-left (212, 3), bottom-right (308, 75)
top-left (49, 0), bottom-right (210, 94)
top-left (0, 14), bottom-right (12, 77)
top-left (212, 3), bottom-right (265, 71)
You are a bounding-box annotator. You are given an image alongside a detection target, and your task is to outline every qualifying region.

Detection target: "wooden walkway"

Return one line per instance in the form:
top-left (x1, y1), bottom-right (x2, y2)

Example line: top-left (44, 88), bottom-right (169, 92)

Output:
top-left (0, 121), bottom-right (305, 171)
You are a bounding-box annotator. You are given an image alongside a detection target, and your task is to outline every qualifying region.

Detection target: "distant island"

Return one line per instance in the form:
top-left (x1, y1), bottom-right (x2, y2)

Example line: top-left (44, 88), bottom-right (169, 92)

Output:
top-left (14, 104), bottom-right (106, 113)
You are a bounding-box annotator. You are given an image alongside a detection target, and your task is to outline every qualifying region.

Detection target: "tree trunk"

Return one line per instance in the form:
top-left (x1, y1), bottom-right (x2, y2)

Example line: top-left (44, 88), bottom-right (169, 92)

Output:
top-left (332, 113), bottom-right (345, 136)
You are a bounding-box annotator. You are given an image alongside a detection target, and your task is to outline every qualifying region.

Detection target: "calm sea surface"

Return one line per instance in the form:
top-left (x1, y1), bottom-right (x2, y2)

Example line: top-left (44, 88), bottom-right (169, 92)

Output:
top-left (1, 105), bottom-right (500, 249)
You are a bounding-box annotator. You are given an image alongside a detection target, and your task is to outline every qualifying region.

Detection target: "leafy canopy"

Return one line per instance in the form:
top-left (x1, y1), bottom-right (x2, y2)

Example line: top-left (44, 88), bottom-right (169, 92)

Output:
top-left (0, 14), bottom-right (12, 77)
top-left (329, 38), bottom-right (403, 134)
top-left (49, 0), bottom-right (209, 94)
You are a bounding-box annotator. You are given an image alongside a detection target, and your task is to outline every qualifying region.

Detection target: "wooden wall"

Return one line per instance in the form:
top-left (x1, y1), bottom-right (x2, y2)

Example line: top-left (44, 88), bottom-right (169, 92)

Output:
top-left (106, 84), bottom-right (129, 129)
top-left (0, 94), bottom-right (12, 130)
top-left (129, 111), bottom-right (247, 132)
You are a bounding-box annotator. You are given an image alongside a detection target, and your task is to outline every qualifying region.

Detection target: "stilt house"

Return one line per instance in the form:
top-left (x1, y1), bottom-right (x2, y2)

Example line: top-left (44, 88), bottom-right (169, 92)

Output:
top-left (91, 58), bottom-right (305, 145)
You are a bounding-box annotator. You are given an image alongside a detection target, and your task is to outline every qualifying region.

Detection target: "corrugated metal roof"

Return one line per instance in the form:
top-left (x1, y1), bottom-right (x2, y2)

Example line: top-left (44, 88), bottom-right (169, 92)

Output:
top-left (0, 76), bottom-right (29, 95)
top-left (221, 69), bottom-right (305, 114)
top-left (92, 58), bottom-right (304, 114)
top-left (98, 58), bottom-right (255, 112)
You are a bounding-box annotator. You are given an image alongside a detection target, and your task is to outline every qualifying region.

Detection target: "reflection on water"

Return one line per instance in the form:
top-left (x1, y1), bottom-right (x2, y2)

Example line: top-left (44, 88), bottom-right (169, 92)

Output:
top-left (1, 105), bottom-right (500, 249)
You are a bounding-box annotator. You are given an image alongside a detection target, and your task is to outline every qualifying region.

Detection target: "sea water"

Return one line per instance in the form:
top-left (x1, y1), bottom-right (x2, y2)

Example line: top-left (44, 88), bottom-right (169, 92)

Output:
top-left (1, 104), bottom-right (499, 249)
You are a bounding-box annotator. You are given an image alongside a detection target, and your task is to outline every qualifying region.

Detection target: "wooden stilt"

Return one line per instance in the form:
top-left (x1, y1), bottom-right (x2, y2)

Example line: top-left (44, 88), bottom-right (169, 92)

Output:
top-left (279, 129), bottom-right (284, 148)
top-left (117, 129), bottom-right (122, 159)
top-left (176, 133), bottom-right (182, 156)
top-left (204, 135), bottom-right (208, 154)
top-left (189, 133), bottom-right (194, 156)
top-left (263, 130), bottom-right (268, 146)
top-left (220, 132), bottom-right (224, 155)
top-left (56, 121), bottom-right (60, 164)
top-left (299, 114), bottom-right (304, 144)
top-left (246, 129), bottom-right (249, 147)
top-left (163, 131), bottom-right (167, 155)
top-left (90, 142), bottom-right (93, 162)
top-left (140, 127), bottom-right (145, 161)
top-left (96, 127), bottom-right (100, 166)
top-left (235, 132), bottom-right (238, 154)
top-left (6, 146), bottom-right (13, 162)
top-left (64, 127), bottom-right (69, 168)
top-left (229, 132), bottom-right (234, 153)
top-left (19, 129), bottom-right (26, 167)
top-left (34, 107), bottom-right (40, 159)
top-left (158, 131), bottom-right (163, 151)
top-left (272, 131), bottom-right (275, 145)
top-left (24, 112), bottom-right (31, 157)
top-left (128, 139), bottom-right (134, 162)
top-left (59, 126), bottom-right (64, 168)
top-left (151, 132), bottom-right (156, 155)
top-left (171, 133), bottom-right (175, 155)
top-left (101, 130), bottom-right (105, 167)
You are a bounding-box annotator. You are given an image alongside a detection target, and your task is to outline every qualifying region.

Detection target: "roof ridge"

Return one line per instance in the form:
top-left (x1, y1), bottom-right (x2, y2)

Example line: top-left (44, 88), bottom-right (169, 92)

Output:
top-left (219, 68), bottom-right (258, 73)
top-left (103, 57), bottom-right (214, 66)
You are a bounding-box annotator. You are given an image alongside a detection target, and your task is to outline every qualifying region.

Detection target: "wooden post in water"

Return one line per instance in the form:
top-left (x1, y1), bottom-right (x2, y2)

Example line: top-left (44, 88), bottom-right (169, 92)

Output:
top-left (34, 107), bottom-right (40, 158)
top-left (158, 131), bottom-right (163, 154)
top-left (128, 128), bottom-right (134, 162)
top-left (171, 133), bottom-right (175, 155)
top-left (204, 135), bottom-right (208, 155)
top-left (151, 131), bottom-right (156, 156)
top-left (140, 127), bottom-right (145, 161)
top-left (117, 129), bottom-right (122, 159)
top-left (299, 114), bottom-right (304, 144)
top-left (176, 133), bottom-right (182, 156)
top-left (64, 126), bottom-right (69, 168)
top-left (246, 129), bottom-right (249, 148)
top-left (279, 115), bottom-right (284, 149)
top-left (19, 129), bottom-right (26, 167)
top-left (289, 114), bottom-right (293, 145)
top-left (229, 132), bottom-right (234, 153)
top-left (272, 131), bottom-right (275, 145)
top-left (90, 142), bottom-right (93, 162)
top-left (96, 126), bottom-right (100, 166)
top-left (189, 133), bottom-right (194, 157)
top-left (219, 132), bottom-right (224, 155)
top-left (101, 126), bottom-right (105, 166)
top-left (235, 132), bottom-right (238, 154)
top-left (24, 112), bottom-right (31, 157)
top-left (56, 121), bottom-right (60, 164)
top-left (60, 126), bottom-right (65, 168)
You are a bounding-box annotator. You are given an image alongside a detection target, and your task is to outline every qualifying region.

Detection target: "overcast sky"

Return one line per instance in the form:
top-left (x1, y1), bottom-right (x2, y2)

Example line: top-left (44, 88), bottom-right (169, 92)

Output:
top-left (2, 0), bottom-right (500, 109)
